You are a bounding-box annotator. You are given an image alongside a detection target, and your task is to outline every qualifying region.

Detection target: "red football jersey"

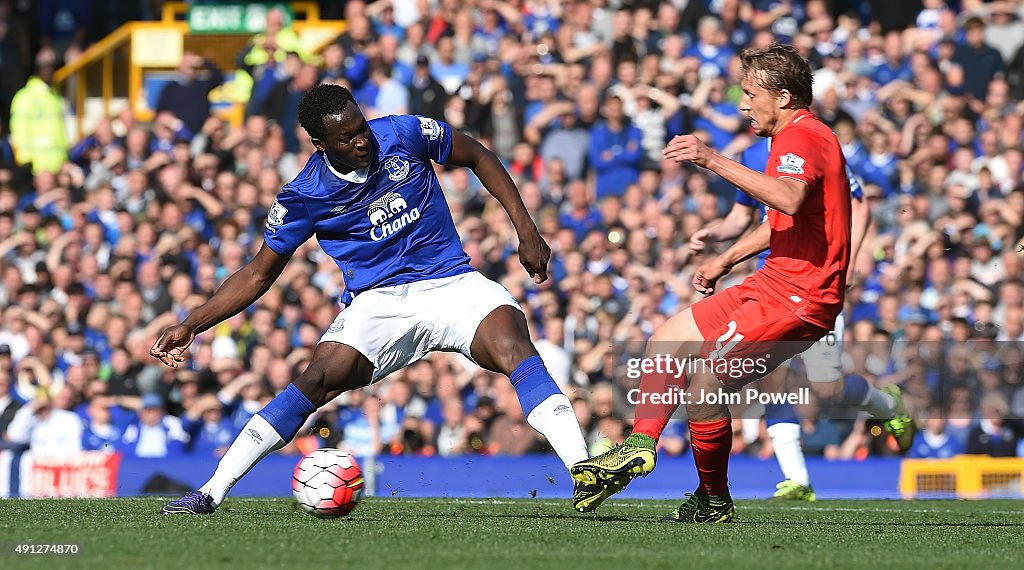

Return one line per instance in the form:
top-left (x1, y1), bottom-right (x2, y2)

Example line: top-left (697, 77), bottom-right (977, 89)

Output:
top-left (759, 109), bottom-right (851, 330)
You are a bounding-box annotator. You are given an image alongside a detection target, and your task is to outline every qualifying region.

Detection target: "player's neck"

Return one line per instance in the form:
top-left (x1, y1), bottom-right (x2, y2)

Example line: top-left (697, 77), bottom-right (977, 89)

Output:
top-left (769, 108), bottom-right (809, 137)
top-left (325, 153), bottom-right (358, 175)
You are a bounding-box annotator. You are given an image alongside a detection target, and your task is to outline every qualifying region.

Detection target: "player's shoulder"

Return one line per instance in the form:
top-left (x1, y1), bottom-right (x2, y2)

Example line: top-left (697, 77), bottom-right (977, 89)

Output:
top-left (374, 114), bottom-right (448, 158)
top-left (776, 112), bottom-right (839, 150)
top-left (792, 112), bottom-right (836, 138)
top-left (370, 113), bottom-right (433, 134)
top-left (280, 153), bottom-right (327, 198)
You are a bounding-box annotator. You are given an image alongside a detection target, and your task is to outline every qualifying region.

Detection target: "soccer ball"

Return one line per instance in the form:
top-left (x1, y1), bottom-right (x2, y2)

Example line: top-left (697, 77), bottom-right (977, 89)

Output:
top-left (292, 448), bottom-right (365, 518)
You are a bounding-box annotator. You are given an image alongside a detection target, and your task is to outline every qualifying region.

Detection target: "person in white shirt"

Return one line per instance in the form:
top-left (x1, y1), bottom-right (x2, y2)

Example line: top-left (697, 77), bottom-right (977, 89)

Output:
top-left (6, 387), bottom-right (83, 456)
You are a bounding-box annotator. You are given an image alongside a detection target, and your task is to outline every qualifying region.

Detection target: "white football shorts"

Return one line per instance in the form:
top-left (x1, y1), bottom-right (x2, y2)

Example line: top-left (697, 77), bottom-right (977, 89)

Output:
top-left (319, 271), bottom-right (522, 382)
top-left (798, 313), bottom-right (845, 382)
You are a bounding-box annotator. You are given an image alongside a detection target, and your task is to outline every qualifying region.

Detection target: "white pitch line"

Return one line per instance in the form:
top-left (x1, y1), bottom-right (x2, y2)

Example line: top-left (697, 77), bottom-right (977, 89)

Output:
top-left (742, 504), bottom-right (1024, 516)
top-left (446, 498), bottom-right (1023, 516)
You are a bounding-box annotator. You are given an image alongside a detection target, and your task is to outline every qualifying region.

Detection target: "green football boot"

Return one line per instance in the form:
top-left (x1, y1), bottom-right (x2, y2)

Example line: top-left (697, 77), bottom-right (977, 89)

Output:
top-left (569, 433), bottom-right (657, 489)
top-left (661, 490), bottom-right (736, 523)
top-left (771, 479), bottom-right (817, 501)
top-left (882, 384), bottom-right (916, 453)
top-left (572, 476), bottom-right (631, 513)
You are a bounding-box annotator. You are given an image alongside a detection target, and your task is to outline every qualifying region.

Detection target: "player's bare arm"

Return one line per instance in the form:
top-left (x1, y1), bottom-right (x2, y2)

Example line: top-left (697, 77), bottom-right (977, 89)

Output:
top-left (847, 192), bottom-right (872, 285)
top-left (664, 134), bottom-right (807, 215)
top-left (693, 221), bottom-right (770, 295)
top-left (150, 244), bottom-right (292, 368)
top-left (689, 201), bottom-right (756, 254)
top-left (447, 129), bottom-right (550, 283)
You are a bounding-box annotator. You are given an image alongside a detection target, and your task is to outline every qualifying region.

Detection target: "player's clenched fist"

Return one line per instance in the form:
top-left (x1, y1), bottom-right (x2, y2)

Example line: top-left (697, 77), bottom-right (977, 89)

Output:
top-left (150, 324), bottom-right (197, 368)
top-left (692, 258), bottom-right (731, 295)
top-left (663, 134), bottom-right (714, 168)
top-left (518, 230), bottom-right (551, 284)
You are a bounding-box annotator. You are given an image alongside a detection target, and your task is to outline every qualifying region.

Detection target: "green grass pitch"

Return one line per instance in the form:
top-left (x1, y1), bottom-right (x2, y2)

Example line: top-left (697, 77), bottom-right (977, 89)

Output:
top-left (1, 498), bottom-right (1022, 569)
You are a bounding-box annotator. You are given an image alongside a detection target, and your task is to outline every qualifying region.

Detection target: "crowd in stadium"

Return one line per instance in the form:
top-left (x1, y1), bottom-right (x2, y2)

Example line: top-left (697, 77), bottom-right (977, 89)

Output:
top-left (0, 0), bottom-right (1023, 463)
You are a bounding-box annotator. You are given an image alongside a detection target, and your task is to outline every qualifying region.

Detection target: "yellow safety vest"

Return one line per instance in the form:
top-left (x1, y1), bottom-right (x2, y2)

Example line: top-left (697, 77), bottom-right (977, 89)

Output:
top-left (9, 77), bottom-right (69, 174)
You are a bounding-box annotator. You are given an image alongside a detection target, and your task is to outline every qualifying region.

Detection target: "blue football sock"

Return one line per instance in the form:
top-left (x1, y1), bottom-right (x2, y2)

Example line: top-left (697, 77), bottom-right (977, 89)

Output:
top-left (509, 355), bottom-right (561, 417)
top-left (764, 402), bottom-right (799, 426)
top-left (257, 383), bottom-right (317, 441)
top-left (837, 375), bottom-right (870, 407)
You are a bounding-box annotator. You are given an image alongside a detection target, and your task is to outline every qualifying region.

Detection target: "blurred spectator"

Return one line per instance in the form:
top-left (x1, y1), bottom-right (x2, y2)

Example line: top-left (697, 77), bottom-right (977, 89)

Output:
top-left (340, 389), bottom-right (385, 458)
top-left (908, 411), bottom-right (964, 458)
top-left (409, 54), bottom-right (447, 120)
top-left (240, 6), bottom-right (307, 67)
top-left (430, 36), bottom-right (469, 94)
top-left (965, 393), bottom-right (1021, 457)
top-left (0, 368), bottom-right (22, 439)
top-left (9, 51), bottom-right (67, 173)
top-left (362, 63), bottom-right (410, 117)
top-left (589, 95), bottom-right (643, 199)
top-left (982, 2), bottom-right (1024, 64)
top-left (38, 0), bottom-right (88, 66)
top-left (156, 52), bottom-right (224, 136)
top-left (952, 17), bottom-right (1004, 100)
top-left (264, 59), bottom-right (320, 153)
top-left (185, 397), bottom-right (235, 457)
top-left (6, 387), bottom-right (82, 455)
top-left (531, 100), bottom-right (590, 182)
top-left (239, 7), bottom-right (309, 118)
top-left (81, 397), bottom-right (124, 452)
top-left (436, 398), bottom-right (466, 456)
top-left (120, 393), bottom-right (189, 458)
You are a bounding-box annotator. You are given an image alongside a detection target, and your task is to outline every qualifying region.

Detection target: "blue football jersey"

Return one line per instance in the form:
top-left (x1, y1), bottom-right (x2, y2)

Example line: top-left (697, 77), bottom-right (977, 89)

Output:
top-left (264, 114), bottom-right (475, 303)
top-left (734, 138), bottom-right (863, 269)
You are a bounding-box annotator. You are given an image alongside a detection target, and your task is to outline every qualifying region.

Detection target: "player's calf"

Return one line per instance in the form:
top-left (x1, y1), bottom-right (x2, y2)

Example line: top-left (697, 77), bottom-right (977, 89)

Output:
top-left (473, 307), bottom-right (590, 471)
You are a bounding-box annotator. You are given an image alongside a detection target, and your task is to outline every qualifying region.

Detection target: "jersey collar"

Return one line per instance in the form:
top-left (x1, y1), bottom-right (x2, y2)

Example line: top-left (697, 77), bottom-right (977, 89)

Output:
top-left (775, 109), bottom-right (813, 137)
top-left (322, 152), bottom-right (370, 184)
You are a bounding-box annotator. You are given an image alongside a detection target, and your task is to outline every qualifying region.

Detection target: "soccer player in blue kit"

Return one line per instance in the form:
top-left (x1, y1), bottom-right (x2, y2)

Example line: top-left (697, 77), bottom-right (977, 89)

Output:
top-left (153, 84), bottom-right (596, 514)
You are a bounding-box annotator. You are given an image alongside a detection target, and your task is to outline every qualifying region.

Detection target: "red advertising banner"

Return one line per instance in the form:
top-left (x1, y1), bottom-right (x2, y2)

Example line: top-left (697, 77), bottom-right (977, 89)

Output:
top-left (28, 452), bottom-right (122, 498)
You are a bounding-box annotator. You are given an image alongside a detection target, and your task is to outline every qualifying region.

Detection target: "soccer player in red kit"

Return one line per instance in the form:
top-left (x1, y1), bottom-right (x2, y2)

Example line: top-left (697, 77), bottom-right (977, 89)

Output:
top-left (570, 44), bottom-right (880, 520)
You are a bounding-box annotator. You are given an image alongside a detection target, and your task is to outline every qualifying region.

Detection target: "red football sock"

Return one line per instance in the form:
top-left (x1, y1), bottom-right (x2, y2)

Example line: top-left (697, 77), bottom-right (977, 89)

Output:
top-left (632, 371), bottom-right (685, 441)
top-left (688, 418), bottom-right (732, 495)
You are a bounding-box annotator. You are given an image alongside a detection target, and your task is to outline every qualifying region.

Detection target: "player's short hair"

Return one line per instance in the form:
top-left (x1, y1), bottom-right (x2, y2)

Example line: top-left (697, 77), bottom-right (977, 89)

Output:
top-left (298, 83), bottom-right (357, 140)
top-left (739, 44), bottom-right (813, 109)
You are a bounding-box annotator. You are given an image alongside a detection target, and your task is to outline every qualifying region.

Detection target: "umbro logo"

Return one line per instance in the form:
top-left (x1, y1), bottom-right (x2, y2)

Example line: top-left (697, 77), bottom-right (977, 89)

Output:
top-left (553, 404), bottom-right (572, 415)
top-left (331, 205), bottom-right (347, 214)
top-left (248, 429), bottom-right (263, 443)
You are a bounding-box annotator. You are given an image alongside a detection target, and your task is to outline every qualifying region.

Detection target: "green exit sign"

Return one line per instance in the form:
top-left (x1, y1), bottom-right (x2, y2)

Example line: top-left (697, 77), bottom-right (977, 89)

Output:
top-left (188, 3), bottom-right (292, 34)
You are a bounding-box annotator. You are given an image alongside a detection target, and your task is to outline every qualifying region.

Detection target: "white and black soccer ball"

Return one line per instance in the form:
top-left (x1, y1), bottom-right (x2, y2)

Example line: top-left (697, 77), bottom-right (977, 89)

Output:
top-left (292, 448), bottom-right (365, 518)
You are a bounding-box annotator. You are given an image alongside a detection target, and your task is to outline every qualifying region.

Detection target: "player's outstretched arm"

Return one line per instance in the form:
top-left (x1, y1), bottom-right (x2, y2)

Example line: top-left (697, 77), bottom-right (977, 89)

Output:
top-left (693, 222), bottom-right (770, 295)
top-left (690, 202), bottom-right (756, 254)
top-left (150, 243), bottom-right (292, 368)
top-left (446, 129), bottom-right (550, 283)
top-left (664, 134), bottom-right (807, 215)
